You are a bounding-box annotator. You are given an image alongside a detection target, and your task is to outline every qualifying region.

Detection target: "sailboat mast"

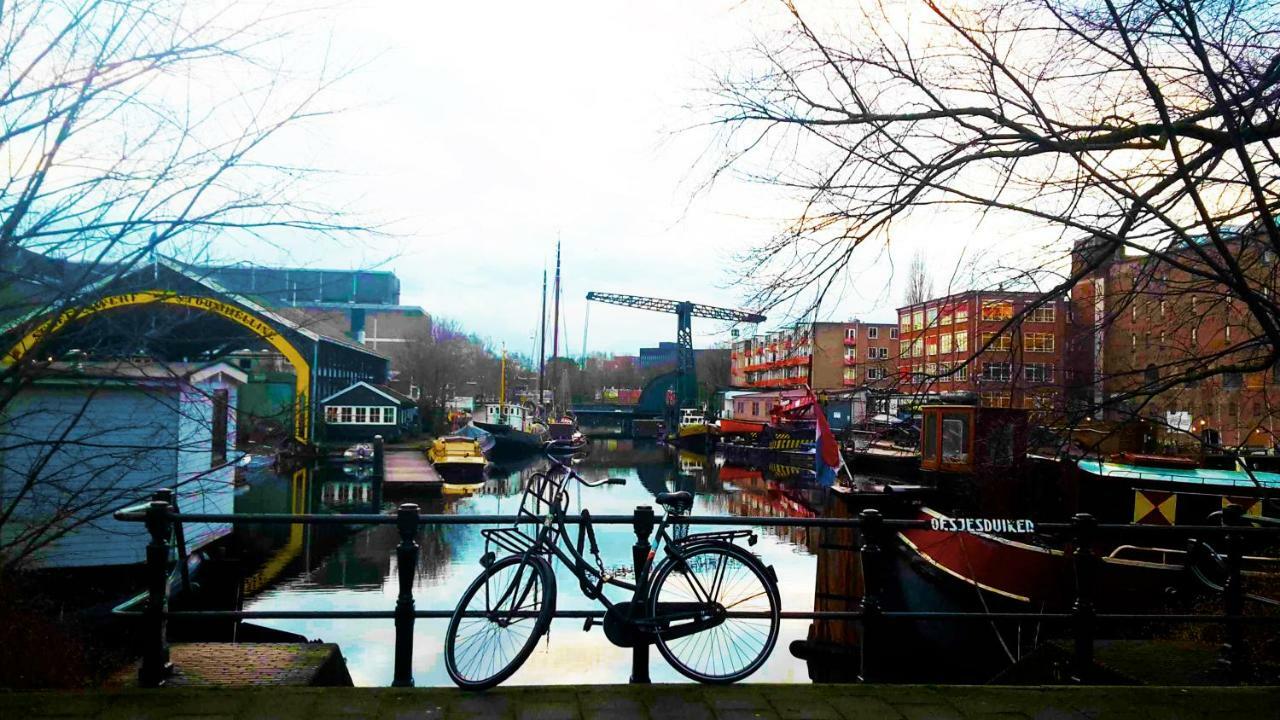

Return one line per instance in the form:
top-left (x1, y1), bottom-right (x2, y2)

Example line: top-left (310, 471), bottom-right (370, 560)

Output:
top-left (537, 268), bottom-right (547, 404)
top-left (551, 239), bottom-right (562, 362)
top-left (499, 346), bottom-right (507, 406)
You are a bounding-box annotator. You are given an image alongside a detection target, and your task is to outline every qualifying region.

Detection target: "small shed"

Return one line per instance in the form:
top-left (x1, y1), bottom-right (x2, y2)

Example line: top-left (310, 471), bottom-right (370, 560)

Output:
top-left (320, 381), bottom-right (419, 444)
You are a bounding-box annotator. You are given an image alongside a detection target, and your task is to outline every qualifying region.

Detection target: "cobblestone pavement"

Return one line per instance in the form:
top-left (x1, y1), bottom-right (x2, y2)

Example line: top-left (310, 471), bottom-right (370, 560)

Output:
top-left (3, 684), bottom-right (1276, 719)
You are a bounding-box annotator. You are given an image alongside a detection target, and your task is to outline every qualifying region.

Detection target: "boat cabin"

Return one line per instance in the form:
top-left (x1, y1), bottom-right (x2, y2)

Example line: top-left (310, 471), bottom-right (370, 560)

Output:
top-left (479, 403), bottom-right (529, 431)
top-left (919, 404), bottom-right (1029, 475)
top-left (320, 381), bottom-right (419, 443)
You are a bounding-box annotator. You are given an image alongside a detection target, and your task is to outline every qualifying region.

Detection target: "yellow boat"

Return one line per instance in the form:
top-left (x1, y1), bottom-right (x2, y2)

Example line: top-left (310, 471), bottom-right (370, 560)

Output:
top-left (426, 436), bottom-right (488, 487)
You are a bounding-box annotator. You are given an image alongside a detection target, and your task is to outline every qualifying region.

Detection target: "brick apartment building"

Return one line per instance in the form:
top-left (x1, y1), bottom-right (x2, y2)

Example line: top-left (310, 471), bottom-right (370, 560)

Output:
top-left (1068, 235), bottom-right (1280, 447)
top-left (730, 321), bottom-right (899, 392)
top-left (897, 291), bottom-right (1072, 411)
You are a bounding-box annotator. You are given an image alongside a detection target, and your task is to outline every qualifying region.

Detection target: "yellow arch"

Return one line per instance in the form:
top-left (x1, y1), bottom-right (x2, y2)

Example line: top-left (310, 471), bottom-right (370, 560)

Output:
top-left (3, 290), bottom-right (311, 441)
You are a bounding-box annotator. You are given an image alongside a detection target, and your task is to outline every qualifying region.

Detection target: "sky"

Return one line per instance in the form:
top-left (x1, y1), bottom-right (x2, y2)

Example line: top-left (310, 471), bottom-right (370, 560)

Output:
top-left (217, 1), bottom-right (989, 355)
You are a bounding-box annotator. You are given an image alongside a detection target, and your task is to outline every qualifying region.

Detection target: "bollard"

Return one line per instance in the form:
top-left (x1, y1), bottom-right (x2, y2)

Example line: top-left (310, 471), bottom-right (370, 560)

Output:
top-left (139, 500), bottom-right (173, 687)
top-left (1218, 503), bottom-right (1249, 683)
top-left (1070, 512), bottom-right (1097, 683)
top-left (630, 505), bottom-right (656, 684)
top-left (392, 503), bottom-right (420, 687)
top-left (857, 508), bottom-right (883, 683)
top-left (373, 435), bottom-right (386, 481)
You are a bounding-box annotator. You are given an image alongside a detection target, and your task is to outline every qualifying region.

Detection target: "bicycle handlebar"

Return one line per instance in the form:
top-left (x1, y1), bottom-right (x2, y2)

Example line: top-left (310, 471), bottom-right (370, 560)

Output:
top-left (545, 454), bottom-right (627, 488)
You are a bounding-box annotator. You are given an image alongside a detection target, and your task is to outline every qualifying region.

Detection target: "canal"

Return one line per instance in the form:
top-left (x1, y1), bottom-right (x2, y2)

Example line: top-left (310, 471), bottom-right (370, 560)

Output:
top-left (227, 440), bottom-right (827, 687)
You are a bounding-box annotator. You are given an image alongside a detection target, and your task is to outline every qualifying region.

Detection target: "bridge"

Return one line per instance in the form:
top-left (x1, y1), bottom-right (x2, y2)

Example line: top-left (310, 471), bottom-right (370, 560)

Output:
top-left (0, 257), bottom-right (389, 444)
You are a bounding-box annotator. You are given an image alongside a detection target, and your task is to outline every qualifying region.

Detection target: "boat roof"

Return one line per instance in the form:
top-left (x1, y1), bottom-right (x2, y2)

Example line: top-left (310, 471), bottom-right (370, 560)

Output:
top-left (1077, 459), bottom-right (1280, 490)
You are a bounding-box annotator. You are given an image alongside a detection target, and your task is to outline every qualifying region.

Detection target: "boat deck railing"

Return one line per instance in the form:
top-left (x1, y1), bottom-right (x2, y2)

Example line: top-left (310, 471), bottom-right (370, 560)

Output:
top-left (112, 495), bottom-right (1280, 688)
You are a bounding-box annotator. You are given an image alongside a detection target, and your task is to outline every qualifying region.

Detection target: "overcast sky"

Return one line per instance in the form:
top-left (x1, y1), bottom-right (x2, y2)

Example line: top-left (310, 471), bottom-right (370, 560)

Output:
top-left (221, 1), bottom-right (994, 356)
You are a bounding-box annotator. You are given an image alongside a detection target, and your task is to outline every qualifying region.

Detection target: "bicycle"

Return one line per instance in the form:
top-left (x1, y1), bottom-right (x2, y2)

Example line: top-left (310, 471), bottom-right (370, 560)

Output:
top-left (443, 455), bottom-right (781, 689)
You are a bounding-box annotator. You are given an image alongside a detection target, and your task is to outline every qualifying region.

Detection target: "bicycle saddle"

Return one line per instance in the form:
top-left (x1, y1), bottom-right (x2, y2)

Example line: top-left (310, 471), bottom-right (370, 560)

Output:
top-left (655, 490), bottom-right (693, 511)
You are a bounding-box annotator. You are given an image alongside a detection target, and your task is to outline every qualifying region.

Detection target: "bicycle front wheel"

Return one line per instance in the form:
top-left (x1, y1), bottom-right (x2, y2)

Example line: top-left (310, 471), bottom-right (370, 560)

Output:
top-left (648, 542), bottom-right (779, 683)
top-left (444, 554), bottom-right (556, 690)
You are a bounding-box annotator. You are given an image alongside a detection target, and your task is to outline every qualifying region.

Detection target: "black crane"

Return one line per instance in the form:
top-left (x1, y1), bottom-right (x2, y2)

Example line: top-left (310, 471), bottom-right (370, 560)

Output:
top-left (585, 291), bottom-right (766, 408)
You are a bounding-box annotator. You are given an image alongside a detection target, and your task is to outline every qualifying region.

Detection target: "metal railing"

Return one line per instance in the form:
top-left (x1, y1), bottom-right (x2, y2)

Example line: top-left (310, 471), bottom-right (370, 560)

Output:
top-left (112, 497), bottom-right (1280, 688)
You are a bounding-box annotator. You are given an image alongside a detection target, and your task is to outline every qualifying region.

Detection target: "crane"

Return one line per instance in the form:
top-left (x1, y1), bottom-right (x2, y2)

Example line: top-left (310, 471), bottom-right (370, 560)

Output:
top-left (585, 291), bottom-right (766, 409)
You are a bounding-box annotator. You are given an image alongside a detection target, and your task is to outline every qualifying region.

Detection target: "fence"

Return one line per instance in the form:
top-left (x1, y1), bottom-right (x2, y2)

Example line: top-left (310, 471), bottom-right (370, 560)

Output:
top-left (112, 496), bottom-right (1280, 688)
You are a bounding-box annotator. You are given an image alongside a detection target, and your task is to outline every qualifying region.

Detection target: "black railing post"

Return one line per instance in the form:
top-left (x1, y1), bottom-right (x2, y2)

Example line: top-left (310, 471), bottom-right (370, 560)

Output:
top-left (857, 508), bottom-right (883, 683)
top-left (154, 489), bottom-right (190, 594)
top-left (1219, 503), bottom-right (1248, 684)
top-left (392, 503), bottom-right (420, 687)
top-left (373, 435), bottom-right (386, 480)
top-left (630, 504), bottom-right (655, 684)
top-left (1070, 512), bottom-right (1097, 683)
top-left (139, 499), bottom-right (173, 687)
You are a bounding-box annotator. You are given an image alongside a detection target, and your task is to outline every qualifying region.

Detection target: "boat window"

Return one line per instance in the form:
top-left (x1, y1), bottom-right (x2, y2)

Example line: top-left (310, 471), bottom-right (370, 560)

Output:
top-left (942, 413), bottom-right (969, 464)
top-left (922, 412), bottom-right (938, 461)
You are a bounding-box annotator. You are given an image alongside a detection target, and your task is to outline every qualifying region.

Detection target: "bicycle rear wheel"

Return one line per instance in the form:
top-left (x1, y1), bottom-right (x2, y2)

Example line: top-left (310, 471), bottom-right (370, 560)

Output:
top-left (648, 542), bottom-right (779, 683)
top-left (444, 554), bottom-right (556, 690)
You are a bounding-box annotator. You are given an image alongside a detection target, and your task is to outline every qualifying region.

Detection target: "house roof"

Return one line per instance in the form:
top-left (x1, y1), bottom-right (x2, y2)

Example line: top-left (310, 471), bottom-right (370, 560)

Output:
top-left (320, 380), bottom-right (416, 406)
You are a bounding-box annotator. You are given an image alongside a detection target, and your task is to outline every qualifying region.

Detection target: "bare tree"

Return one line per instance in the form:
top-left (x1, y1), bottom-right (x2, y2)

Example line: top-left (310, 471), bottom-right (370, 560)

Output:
top-left (903, 250), bottom-right (934, 307)
top-left (0, 0), bottom-right (368, 572)
top-left (706, 0), bottom-right (1280, 440)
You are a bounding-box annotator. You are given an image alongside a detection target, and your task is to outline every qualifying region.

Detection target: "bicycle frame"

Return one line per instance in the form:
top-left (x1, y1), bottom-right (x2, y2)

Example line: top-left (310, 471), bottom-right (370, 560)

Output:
top-left (483, 465), bottom-right (752, 631)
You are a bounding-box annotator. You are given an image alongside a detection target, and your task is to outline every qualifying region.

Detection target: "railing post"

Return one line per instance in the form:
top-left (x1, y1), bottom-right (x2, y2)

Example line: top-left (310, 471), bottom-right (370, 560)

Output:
top-left (139, 499), bottom-right (173, 687)
top-left (1218, 503), bottom-right (1248, 684)
top-left (392, 503), bottom-right (420, 687)
top-left (154, 489), bottom-right (190, 595)
top-left (857, 508), bottom-right (883, 683)
top-left (1070, 512), bottom-right (1097, 684)
top-left (373, 435), bottom-right (386, 480)
top-left (630, 504), bottom-right (655, 684)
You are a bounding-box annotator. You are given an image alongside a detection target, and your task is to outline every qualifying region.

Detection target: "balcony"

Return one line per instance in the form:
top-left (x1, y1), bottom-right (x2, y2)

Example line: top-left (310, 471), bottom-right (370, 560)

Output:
top-left (843, 357), bottom-right (856, 366)
top-left (843, 337), bottom-right (856, 347)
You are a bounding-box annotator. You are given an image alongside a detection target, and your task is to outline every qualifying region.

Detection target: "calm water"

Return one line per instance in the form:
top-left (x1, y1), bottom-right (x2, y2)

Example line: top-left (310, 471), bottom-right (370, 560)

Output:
top-left (230, 440), bottom-right (828, 687)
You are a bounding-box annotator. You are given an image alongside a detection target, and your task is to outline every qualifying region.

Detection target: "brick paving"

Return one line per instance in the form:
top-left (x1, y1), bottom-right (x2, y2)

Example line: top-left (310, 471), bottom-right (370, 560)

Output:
top-left (106, 644), bottom-right (350, 688)
top-left (3, 684), bottom-right (1276, 719)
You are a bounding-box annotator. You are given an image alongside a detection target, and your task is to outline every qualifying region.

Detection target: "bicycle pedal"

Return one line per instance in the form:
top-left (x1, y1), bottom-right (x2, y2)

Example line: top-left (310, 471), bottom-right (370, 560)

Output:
top-left (583, 617), bottom-right (594, 632)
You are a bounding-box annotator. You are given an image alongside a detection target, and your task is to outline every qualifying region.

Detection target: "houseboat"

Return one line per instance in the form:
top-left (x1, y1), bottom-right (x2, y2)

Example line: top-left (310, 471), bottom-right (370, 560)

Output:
top-left (426, 436), bottom-right (488, 487)
top-left (473, 403), bottom-right (548, 457)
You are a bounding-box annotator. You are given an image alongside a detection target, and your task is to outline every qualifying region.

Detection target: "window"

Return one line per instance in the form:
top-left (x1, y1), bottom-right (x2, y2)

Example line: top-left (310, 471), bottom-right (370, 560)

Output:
top-left (890, 328), bottom-right (899, 340)
top-left (925, 337), bottom-right (938, 356)
top-left (867, 347), bottom-right (877, 360)
top-left (981, 332), bottom-right (1012, 351)
top-left (937, 361), bottom-right (951, 381)
top-left (942, 413), bottom-right (969, 463)
top-left (911, 338), bottom-right (923, 357)
top-left (211, 389), bottom-right (228, 468)
top-left (736, 401), bottom-right (744, 414)
top-left (955, 305), bottom-right (969, 324)
top-left (1191, 327), bottom-right (1198, 344)
top-left (752, 401), bottom-right (760, 415)
top-left (866, 367), bottom-right (882, 380)
top-left (980, 392), bottom-right (1012, 408)
top-left (940, 307), bottom-right (953, 326)
top-left (1223, 372), bottom-right (1243, 389)
top-left (1028, 306), bottom-right (1055, 323)
top-left (954, 364), bottom-right (969, 382)
top-left (1024, 363), bottom-right (1054, 382)
top-left (867, 327), bottom-right (879, 340)
top-left (982, 362), bottom-right (1011, 382)
top-left (327, 405), bottom-right (396, 425)
top-left (912, 310), bottom-right (924, 330)
top-left (844, 367), bottom-right (857, 381)
top-left (912, 364), bottom-right (924, 383)
top-left (926, 308), bottom-right (938, 327)
top-left (846, 327), bottom-right (857, 340)
top-left (940, 333), bottom-right (952, 354)
top-left (981, 300), bottom-right (1013, 321)
top-left (1144, 364), bottom-right (1159, 384)
top-left (954, 331), bottom-right (969, 353)
top-left (1025, 333), bottom-right (1055, 353)
top-left (900, 315), bottom-right (911, 333)
top-left (878, 347), bottom-right (889, 359)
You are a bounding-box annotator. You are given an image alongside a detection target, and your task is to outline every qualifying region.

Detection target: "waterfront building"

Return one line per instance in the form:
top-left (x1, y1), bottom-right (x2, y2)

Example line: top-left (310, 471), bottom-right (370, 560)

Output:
top-left (0, 361), bottom-right (245, 568)
top-left (730, 321), bottom-right (899, 391)
top-left (1068, 233), bottom-right (1280, 447)
top-left (896, 290), bottom-right (1072, 412)
top-left (319, 382), bottom-right (420, 444)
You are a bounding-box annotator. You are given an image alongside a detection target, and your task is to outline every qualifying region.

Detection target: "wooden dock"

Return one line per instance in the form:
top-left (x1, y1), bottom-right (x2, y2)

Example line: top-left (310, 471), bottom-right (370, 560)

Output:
top-left (382, 448), bottom-right (444, 493)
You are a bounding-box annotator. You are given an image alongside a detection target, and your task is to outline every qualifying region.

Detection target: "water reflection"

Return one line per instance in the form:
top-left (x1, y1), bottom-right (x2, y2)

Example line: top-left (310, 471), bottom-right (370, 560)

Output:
top-left (230, 440), bottom-right (824, 686)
